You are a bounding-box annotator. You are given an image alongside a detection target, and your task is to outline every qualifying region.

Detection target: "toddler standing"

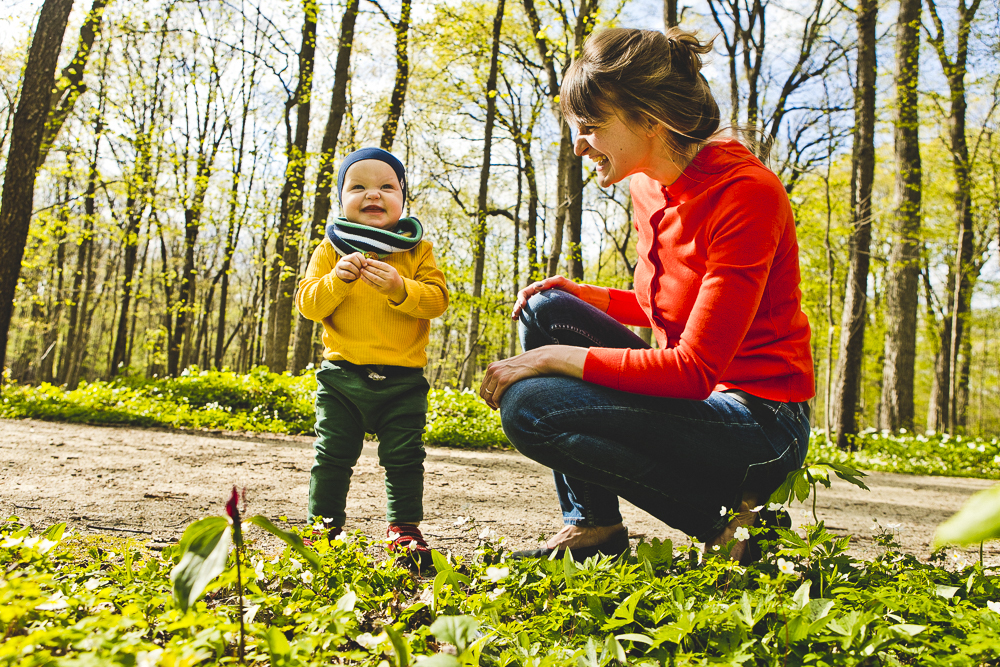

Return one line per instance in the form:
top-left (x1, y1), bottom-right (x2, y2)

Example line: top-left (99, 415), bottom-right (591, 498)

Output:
top-left (296, 147), bottom-right (449, 570)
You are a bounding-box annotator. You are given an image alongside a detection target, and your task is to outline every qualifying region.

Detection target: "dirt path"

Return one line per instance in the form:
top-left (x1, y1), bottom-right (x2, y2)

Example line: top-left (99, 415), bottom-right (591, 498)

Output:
top-left (2, 418), bottom-right (996, 566)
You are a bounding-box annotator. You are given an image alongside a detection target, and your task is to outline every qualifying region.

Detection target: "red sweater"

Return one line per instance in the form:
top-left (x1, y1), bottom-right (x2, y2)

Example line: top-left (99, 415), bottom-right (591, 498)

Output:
top-left (582, 141), bottom-right (814, 402)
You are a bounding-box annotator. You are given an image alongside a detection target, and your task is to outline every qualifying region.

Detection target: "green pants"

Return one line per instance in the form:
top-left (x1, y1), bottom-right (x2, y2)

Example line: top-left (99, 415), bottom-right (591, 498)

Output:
top-left (308, 359), bottom-right (430, 527)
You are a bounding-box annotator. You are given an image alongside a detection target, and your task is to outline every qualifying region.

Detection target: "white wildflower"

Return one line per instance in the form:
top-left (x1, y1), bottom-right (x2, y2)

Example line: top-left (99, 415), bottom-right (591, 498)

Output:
top-left (719, 506), bottom-right (727, 517)
top-left (987, 601), bottom-right (1000, 614)
top-left (454, 516), bottom-right (468, 526)
top-left (136, 648), bottom-right (164, 667)
top-left (288, 558), bottom-right (302, 571)
top-left (355, 632), bottom-right (387, 650)
top-left (488, 587), bottom-right (506, 600)
top-left (750, 505), bottom-right (764, 513)
top-left (300, 570), bottom-right (313, 585)
top-left (254, 559), bottom-right (265, 580)
top-left (478, 527), bottom-right (495, 541)
top-left (1, 536), bottom-right (23, 548)
top-left (777, 558), bottom-right (796, 575)
top-left (734, 526), bottom-right (750, 542)
top-left (767, 502), bottom-right (785, 512)
top-left (36, 591), bottom-right (69, 611)
top-left (485, 566), bottom-right (509, 583)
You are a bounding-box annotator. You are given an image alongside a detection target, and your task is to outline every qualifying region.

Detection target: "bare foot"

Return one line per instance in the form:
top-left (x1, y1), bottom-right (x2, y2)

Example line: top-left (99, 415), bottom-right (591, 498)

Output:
top-left (705, 493), bottom-right (760, 563)
top-left (544, 523), bottom-right (626, 550)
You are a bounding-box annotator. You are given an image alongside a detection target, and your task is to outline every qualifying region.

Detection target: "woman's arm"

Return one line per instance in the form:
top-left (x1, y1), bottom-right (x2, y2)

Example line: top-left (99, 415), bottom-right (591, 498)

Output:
top-left (479, 345), bottom-right (588, 410)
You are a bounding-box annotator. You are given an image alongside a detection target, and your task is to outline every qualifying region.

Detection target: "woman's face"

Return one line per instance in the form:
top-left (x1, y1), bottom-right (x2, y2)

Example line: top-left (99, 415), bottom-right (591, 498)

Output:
top-left (572, 113), bottom-right (660, 187)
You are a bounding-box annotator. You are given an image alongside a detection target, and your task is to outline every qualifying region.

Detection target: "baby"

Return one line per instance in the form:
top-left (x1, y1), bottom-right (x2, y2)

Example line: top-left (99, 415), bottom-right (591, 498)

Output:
top-left (295, 147), bottom-right (449, 570)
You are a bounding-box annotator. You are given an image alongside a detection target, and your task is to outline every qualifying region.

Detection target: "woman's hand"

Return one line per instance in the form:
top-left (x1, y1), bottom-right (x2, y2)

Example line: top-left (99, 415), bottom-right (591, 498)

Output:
top-left (511, 275), bottom-right (581, 320)
top-left (479, 345), bottom-right (588, 410)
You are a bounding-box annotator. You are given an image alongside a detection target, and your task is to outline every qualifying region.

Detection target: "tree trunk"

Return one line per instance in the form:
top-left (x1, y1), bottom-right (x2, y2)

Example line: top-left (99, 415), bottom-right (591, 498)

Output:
top-left (925, 0), bottom-right (982, 433)
top-left (37, 0), bottom-right (108, 168)
top-left (292, 0), bottom-right (359, 374)
top-left (664, 0), bottom-right (679, 27)
top-left (266, 0), bottom-right (318, 373)
top-left (830, 0), bottom-right (876, 449)
top-left (0, 0), bottom-right (74, 393)
top-left (880, 0), bottom-right (922, 432)
top-left (380, 0), bottom-right (411, 151)
top-left (461, 0), bottom-right (505, 389)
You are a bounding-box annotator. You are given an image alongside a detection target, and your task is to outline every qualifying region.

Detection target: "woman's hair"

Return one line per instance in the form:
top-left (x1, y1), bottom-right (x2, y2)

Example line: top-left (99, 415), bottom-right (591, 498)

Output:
top-left (561, 27), bottom-right (721, 157)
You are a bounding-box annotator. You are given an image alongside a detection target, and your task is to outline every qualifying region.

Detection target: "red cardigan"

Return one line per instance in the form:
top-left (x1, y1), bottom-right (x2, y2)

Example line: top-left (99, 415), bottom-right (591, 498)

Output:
top-left (582, 140), bottom-right (815, 402)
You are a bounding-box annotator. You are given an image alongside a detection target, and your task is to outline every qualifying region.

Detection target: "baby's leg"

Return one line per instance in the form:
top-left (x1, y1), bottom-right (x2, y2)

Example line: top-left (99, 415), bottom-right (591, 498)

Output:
top-left (309, 367), bottom-right (366, 527)
top-left (374, 375), bottom-right (430, 525)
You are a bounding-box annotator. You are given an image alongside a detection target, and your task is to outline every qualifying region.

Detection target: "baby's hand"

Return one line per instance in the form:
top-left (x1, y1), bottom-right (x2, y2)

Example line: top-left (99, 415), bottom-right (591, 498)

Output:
top-left (360, 258), bottom-right (406, 303)
top-left (335, 253), bottom-right (366, 283)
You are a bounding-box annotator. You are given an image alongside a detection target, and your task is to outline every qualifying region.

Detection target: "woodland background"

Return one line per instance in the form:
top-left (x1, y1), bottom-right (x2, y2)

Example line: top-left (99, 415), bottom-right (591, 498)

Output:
top-left (1, 0), bottom-right (999, 446)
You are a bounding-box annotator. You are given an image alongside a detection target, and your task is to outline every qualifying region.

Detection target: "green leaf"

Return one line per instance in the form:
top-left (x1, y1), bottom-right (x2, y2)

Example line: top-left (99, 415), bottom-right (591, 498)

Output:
top-left (792, 471), bottom-right (811, 503)
top-left (934, 585), bottom-right (960, 599)
top-left (890, 624), bottom-right (926, 637)
top-left (384, 625), bottom-right (410, 667)
top-left (430, 615), bottom-right (479, 654)
top-left (792, 581), bottom-right (811, 609)
top-left (826, 462), bottom-right (870, 491)
top-left (265, 625), bottom-right (291, 661)
top-left (170, 516), bottom-right (231, 612)
top-left (934, 483), bottom-right (1000, 548)
top-left (431, 549), bottom-right (451, 573)
top-left (635, 538), bottom-right (672, 568)
top-left (600, 634), bottom-right (626, 664)
top-left (247, 515), bottom-right (320, 570)
top-left (615, 633), bottom-right (654, 645)
top-left (416, 656), bottom-right (461, 667)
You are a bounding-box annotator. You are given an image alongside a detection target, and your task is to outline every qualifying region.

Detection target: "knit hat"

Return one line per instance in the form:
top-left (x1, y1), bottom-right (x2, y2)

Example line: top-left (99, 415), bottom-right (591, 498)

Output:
top-left (336, 147), bottom-right (407, 205)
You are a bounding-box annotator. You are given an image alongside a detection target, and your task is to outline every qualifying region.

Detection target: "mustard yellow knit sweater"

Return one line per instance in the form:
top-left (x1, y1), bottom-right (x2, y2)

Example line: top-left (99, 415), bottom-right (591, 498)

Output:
top-left (296, 238), bottom-right (449, 367)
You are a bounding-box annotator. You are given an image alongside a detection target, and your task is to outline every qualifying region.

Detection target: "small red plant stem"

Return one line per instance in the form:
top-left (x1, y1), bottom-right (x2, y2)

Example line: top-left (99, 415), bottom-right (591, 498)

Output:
top-left (235, 548), bottom-right (245, 663)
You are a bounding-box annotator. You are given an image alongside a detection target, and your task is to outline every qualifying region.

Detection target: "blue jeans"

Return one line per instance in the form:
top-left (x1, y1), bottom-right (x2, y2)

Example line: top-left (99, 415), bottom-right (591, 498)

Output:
top-left (499, 290), bottom-right (811, 542)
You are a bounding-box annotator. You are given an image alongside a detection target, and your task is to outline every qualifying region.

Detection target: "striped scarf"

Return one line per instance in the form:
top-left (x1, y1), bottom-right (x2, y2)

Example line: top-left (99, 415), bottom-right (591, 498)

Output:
top-left (325, 217), bottom-right (423, 259)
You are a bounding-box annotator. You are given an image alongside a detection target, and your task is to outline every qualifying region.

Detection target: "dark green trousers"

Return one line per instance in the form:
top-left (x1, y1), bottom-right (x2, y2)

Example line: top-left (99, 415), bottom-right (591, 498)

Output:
top-left (308, 359), bottom-right (429, 527)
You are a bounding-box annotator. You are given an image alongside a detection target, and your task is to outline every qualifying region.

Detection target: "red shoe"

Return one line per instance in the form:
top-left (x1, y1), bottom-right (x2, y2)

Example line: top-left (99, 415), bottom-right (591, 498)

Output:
top-left (387, 523), bottom-right (433, 573)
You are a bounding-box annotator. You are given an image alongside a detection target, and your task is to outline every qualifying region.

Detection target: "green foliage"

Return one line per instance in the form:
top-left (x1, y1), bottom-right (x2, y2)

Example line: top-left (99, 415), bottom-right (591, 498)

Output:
top-left (3, 515), bottom-right (1000, 666)
top-left (0, 368), bottom-right (512, 448)
top-left (810, 429), bottom-right (1000, 479)
top-left (935, 483), bottom-right (1000, 549)
top-left (424, 387), bottom-right (508, 449)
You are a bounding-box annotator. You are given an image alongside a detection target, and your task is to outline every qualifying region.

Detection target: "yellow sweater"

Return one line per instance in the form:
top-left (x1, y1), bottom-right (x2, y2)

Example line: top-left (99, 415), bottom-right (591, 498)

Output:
top-left (296, 238), bottom-right (449, 367)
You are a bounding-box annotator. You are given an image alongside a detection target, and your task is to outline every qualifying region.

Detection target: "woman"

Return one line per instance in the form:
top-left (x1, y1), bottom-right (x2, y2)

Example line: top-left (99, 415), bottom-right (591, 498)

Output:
top-left (479, 27), bottom-right (813, 563)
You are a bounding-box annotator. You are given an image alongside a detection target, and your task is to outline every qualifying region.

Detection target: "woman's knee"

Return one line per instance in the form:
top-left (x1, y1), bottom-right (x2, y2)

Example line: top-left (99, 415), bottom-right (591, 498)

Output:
top-left (499, 378), bottom-right (554, 457)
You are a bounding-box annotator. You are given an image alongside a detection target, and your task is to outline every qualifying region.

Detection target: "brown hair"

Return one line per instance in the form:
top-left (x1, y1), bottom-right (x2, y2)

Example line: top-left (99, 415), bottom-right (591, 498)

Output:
top-left (561, 28), bottom-right (721, 157)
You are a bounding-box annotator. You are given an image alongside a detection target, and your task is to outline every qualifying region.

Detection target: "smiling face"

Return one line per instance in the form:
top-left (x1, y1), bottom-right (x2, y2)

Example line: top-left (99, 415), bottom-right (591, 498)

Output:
top-left (572, 112), bottom-right (662, 187)
top-left (340, 159), bottom-right (404, 230)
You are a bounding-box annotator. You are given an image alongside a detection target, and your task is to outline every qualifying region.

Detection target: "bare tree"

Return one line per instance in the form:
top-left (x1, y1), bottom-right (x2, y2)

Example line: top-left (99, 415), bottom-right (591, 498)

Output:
top-left (831, 0), bottom-right (877, 449)
top-left (265, 0), bottom-right (318, 373)
top-left (460, 0), bottom-right (506, 389)
top-left (374, 0), bottom-right (411, 151)
top-left (36, 0), bottom-right (109, 168)
top-left (0, 0), bottom-right (75, 391)
top-left (924, 0), bottom-right (983, 432)
top-left (291, 0), bottom-right (361, 373)
top-left (880, 0), bottom-right (923, 432)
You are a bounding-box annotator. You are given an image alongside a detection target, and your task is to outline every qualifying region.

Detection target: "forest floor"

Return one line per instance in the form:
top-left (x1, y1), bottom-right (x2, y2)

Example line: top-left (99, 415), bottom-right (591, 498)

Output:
top-left (2, 417), bottom-right (997, 567)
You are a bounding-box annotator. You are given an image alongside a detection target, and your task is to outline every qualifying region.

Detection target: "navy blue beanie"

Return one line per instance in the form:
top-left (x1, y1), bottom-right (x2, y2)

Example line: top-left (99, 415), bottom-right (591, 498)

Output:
top-left (336, 147), bottom-right (407, 205)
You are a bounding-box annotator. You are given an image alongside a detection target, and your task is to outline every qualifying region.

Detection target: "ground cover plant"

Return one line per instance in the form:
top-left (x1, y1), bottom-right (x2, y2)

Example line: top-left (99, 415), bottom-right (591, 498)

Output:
top-left (0, 369), bottom-right (508, 449)
top-left (2, 369), bottom-right (997, 478)
top-left (3, 500), bottom-right (1000, 667)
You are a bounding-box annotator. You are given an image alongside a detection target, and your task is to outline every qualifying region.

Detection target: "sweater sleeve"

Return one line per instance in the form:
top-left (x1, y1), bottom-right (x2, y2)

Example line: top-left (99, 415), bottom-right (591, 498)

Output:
top-left (390, 241), bottom-right (449, 320)
top-left (583, 177), bottom-right (784, 399)
top-left (295, 240), bottom-right (353, 322)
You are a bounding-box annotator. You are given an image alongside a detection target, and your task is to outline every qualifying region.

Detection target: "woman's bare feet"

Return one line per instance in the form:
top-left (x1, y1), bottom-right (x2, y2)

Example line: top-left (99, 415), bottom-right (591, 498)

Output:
top-left (706, 493), bottom-right (760, 563)
top-left (544, 522), bottom-right (626, 550)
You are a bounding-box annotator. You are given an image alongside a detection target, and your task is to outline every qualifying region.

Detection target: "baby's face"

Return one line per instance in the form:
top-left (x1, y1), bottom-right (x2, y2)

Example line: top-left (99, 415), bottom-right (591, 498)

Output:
top-left (341, 159), bottom-right (404, 230)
